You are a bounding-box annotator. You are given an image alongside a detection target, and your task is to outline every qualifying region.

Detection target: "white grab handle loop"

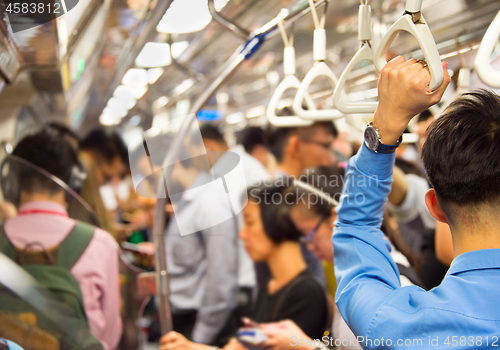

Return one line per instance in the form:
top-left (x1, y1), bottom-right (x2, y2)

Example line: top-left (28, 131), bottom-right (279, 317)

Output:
top-left (293, 62), bottom-right (345, 120)
top-left (456, 67), bottom-right (471, 92)
top-left (293, 0), bottom-right (345, 120)
top-left (266, 13), bottom-right (314, 127)
top-left (373, 1), bottom-right (443, 91)
top-left (266, 74), bottom-right (316, 127)
top-left (474, 10), bottom-right (500, 88)
top-left (333, 4), bottom-right (378, 114)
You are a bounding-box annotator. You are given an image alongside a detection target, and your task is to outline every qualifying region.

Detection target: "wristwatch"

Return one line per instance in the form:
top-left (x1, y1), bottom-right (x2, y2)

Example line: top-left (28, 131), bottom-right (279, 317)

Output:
top-left (364, 122), bottom-right (403, 154)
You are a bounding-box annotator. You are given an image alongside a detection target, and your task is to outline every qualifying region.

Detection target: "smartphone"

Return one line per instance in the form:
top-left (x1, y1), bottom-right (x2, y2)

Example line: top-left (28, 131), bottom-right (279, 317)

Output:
top-left (121, 241), bottom-right (154, 255)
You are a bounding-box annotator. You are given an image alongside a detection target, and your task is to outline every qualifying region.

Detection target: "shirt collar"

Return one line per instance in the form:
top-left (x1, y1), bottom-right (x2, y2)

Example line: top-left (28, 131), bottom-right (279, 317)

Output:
top-left (18, 201), bottom-right (68, 216)
top-left (174, 150), bottom-right (241, 204)
top-left (447, 249), bottom-right (500, 276)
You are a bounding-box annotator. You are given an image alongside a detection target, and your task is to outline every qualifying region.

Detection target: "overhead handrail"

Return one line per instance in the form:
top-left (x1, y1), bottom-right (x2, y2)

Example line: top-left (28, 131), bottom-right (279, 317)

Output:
top-left (474, 10), bottom-right (500, 88)
top-left (333, 0), bottom-right (378, 114)
top-left (373, 0), bottom-right (444, 91)
top-left (267, 13), bottom-right (314, 127)
top-left (292, 0), bottom-right (345, 120)
top-left (208, 0), bottom-right (251, 40)
top-left (168, 35), bottom-right (204, 81)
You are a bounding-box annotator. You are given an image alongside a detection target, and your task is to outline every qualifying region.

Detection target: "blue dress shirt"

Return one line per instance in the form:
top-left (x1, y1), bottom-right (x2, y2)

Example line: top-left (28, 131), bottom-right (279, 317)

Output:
top-left (333, 143), bottom-right (500, 349)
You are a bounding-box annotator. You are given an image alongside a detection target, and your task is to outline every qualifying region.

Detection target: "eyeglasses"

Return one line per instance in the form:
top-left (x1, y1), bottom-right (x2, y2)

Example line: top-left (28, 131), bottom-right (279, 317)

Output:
top-left (301, 213), bottom-right (329, 243)
top-left (301, 139), bottom-right (332, 152)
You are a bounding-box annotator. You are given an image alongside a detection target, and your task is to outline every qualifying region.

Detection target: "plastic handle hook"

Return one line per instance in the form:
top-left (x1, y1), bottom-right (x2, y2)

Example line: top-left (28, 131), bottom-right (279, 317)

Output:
top-left (267, 75), bottom-right (315, 127)
top-left (333, 45), bottom-right (378, 114)
top-left (333, 4), bottom-right (377, 114)
top-left (405, 0), bottom-right (423, 13)
top-left (374, 13), bottom-right (444, 91)
top-left (292, 61), bottom-right (344, 120)
top-left (474, 10), bottom-right (500, 88)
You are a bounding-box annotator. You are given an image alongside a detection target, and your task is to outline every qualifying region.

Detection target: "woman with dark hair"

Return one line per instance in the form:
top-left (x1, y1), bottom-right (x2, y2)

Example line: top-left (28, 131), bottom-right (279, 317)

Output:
top-left (241, 182), bottom-right (328, 338)
top-left (159, 181), bottom-right (329, 350)
top-left (259, 166), bottom-right (423, 350)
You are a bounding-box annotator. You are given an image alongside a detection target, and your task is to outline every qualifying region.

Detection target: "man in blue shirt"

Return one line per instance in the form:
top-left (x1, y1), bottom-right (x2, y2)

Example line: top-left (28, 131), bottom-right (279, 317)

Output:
top-left (334, 56), bottom-right (500, 349)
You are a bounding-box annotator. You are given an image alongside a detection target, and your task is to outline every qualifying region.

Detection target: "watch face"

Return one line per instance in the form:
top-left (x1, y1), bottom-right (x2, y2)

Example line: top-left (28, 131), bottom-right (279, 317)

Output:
top-left (364, 126), bottom-right (378, 150)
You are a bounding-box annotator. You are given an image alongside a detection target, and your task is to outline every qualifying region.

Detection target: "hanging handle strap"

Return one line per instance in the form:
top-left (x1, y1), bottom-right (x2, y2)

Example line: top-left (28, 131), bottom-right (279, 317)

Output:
top-left (267, 12), bottom-right (315, 127)
top-left (277, 13), bottom-right (296, 76)
top-left (308, 0), bottom-right (329, 62)
top-left (373, 0), bottom-right (444, 91)
top-left (333, 2), bottom-right (377, 114)
top-left (308, 0), bottom-right (327, 30)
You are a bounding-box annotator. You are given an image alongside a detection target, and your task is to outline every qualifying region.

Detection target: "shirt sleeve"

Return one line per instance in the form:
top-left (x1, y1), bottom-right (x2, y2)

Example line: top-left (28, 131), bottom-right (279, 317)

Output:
top-left (333, 143), bottom-right (402, 340)
top-left (191, 218), bottom-right (239, 344)
top-left (94, 229), bottom-right (123, 349)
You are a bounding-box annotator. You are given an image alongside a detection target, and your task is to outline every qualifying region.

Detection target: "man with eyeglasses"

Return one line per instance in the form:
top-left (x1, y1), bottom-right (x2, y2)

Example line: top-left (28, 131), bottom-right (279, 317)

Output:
top-left (268, 122), bottom-right (337, 178)
top-left (255, 122), bottom-right (338, 288)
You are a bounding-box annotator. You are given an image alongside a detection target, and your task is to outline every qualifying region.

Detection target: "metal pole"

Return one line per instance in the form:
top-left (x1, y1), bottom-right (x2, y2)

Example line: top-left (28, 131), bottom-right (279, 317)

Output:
top-left (208, 0), bottom-right (250, 40)
top-left (152, 0), bottom-right (328, 336)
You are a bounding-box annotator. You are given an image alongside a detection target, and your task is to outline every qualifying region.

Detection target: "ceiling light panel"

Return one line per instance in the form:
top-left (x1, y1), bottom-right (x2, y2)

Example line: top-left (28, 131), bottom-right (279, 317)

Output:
top-left (122, 68), bottom-right (148, 87)
top-left (135, 42), bottom-right (172, 68)
top-left (157, 0), bottom-right (212, 34)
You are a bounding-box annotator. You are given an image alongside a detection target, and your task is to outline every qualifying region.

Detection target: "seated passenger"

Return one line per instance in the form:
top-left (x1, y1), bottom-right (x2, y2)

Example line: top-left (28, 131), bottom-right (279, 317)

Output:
top-left (256, 122), bottom-right (338, 289)
top-left (159, 182), bottom-right (329, 350)
top-left (0, 128), bottom-right (122, 349)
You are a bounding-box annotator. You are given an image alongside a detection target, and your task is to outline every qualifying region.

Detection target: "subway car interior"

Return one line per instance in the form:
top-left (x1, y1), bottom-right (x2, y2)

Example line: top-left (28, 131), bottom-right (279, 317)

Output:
top-left (0, 0), bottom-right (500, 349)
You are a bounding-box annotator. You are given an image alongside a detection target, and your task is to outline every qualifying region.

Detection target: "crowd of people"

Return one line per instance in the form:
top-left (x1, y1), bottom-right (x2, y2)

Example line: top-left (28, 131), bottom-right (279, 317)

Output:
top-left (1, 55), bottom-right (500, 350)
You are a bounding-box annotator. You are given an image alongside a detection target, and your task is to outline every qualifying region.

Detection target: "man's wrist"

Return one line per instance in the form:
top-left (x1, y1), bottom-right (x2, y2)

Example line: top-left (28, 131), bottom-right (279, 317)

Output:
top-left (373, 110), bottom-right (409, 145)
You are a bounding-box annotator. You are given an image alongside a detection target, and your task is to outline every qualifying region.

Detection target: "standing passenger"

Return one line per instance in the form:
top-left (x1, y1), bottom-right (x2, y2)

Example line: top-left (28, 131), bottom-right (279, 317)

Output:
top-left (78, 128), bottom-right (129, 236)
top-left (258, 122), bottom-right (337, 287)
top-left (0, 128), bottom-right (122, 349)
top-left (165, 124), bottom-right (239, 346)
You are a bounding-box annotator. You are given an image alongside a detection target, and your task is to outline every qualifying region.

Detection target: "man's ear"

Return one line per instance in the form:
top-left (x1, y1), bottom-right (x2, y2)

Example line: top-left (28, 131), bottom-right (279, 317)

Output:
top-left (288, 135), bottom-right (300, 158)
top-left (203, 140), bottom-right (214, 152)
top-left (330, 207), bottom-right (337, 223)
top-left (425, 188), bottom-right (448, 223)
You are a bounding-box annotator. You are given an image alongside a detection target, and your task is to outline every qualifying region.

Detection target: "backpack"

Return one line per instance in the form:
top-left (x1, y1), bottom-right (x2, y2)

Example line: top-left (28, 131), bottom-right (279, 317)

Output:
top-left (0, 221), bottom-right (104, 350)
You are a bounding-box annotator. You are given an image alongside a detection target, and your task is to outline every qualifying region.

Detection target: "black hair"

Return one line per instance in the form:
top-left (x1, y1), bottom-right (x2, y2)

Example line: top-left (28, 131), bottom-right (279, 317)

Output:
top-left (417, 109), bottom-right (434, 123)
top-left (395, 158), bottom-right (422, 176)
top-left (80, 128), bottom-right (128, 166)
top-left (13, 127), bottom-right (80, 195)
top-left (267, 122), bottom-right (338, 162)
top-left (290, 165), bottom-right (345, 217)
top-left (46, 122), bottom-right (80, 150)
top-left (422, 89), bottom-right (500, 220)
top-left (237, 127), bottom-right (267, 154)
top-left (247, 180), bottom-right (302, 244)
top-left (199, 123), bottom-right (226, 144)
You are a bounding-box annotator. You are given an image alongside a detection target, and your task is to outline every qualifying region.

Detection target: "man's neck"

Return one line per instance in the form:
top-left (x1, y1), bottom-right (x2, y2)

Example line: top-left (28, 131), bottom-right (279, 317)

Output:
top-left (276, 159), bottom-right (302, 178)
top-left (266, 242), bottom-right (307, 294)
top-left (19, 192), bottom-right (66, 207)
top-left (454, 230), bottom-right (500, 258)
